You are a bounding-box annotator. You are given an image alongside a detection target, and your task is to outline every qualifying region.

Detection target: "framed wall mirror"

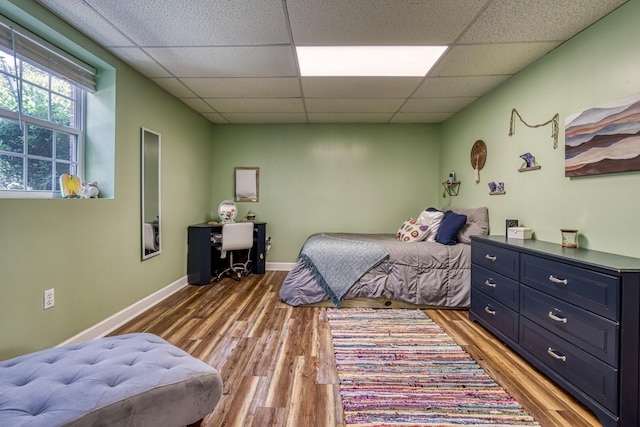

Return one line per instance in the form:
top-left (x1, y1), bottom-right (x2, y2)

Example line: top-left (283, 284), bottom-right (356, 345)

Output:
top-left (235, 167), bottom-right (259, 202)
top-left (141, 127), bottom-right (161, 260)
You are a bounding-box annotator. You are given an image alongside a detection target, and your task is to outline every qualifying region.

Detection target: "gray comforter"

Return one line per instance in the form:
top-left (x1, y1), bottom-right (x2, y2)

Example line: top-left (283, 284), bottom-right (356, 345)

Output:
top-left (279, 233), bottom-right (471, 308)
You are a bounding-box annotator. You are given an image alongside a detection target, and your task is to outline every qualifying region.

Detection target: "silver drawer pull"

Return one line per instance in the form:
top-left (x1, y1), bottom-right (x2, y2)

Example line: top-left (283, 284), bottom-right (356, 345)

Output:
top-left (547, 347), bottom-right (567, 362)
top-left (484, 280), bottom-right (497, 288)
top-left (548, 312), bottom-right (568, 324)
top-left (548, 275), bottom-right (568, 285)
top-left (484, 306), bottom-right (496, 316)
top-left (485, 254), bottom-right (497, 262)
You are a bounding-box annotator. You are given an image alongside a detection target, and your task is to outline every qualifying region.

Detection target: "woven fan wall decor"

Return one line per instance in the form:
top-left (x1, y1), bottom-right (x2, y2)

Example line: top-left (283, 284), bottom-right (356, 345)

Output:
top-left (470, 140), bottom-right (487, 182)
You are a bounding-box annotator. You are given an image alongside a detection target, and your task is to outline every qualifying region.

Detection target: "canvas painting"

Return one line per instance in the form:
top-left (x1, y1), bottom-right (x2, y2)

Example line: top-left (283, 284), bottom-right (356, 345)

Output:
top-left (565, 91), bottom-right (640, 177)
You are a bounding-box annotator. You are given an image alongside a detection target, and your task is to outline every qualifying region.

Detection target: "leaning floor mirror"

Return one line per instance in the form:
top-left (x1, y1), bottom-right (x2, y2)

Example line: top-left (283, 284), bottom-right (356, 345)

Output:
top-left (141, 127), bottom-right (161, 260)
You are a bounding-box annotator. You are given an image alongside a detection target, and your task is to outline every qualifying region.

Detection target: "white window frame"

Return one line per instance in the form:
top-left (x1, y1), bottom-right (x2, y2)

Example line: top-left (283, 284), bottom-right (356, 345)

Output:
top-left (0, 14), bottom-right (94, 199)
top-left (0, 59), bottom-right (86, 198)
top-left (0, 116), bottom-right (86, 199)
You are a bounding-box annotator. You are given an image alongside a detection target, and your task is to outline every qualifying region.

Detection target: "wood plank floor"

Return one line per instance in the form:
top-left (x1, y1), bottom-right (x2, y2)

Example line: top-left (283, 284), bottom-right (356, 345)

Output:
top-left (110, 271), bottom-right (601, 427)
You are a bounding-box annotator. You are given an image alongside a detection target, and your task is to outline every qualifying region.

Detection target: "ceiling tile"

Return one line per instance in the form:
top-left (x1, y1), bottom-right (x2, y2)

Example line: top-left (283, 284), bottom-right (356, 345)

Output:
top-left (432, 43), bottom-right (561, 76)
top-left (201, 112), bottom-right (230, 124)
top-left (460, 0), bottom-right (628, 43)
top-left (401, 97), bottom-right (478, 113)
top-left (144, 46), bottom-right (296, 78)
top-left (308, 113), bottom-right (394, 123)
top-left (390, 112), bottom-right (454, 123)
top-left (414, 76), bottom-right (511, 98)
top-left (84, 0), bottom-right (290, 46)
top-left (206, 98), bottom-right (304, 113)
top-left (302, 77), bottom-right (423, 98)
top-left (306, 98), bottom-right (405, 113)
top-left (36, 0), bottom-right (136, 47)
top-left (222, 113), bottom-right (308, 124)
top-left (110, 48), bottom-right (171, 78)
top-left (152, 78), bottom-right (198, 98)
top-left (179, 98), bottom-right (216, 113)
top-left (181, 78), bottom-right (301, 98)
top-left (287, 0), bottom-right (487, 45)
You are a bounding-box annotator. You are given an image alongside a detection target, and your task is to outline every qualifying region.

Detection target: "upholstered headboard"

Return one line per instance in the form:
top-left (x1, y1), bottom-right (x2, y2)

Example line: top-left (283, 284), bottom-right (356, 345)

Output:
top-left (443, 206), bottom-right (489, 244)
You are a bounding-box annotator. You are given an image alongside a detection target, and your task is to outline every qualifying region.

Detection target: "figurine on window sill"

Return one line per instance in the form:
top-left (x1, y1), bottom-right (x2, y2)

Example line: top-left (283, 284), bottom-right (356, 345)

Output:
top-left (80, 181), bottom-right (100, 198)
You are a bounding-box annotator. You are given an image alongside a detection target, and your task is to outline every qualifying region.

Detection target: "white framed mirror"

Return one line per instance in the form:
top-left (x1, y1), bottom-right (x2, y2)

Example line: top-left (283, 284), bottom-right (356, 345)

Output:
top-left (141, 127), bottom-right (161, 260)
top-left (235, 167), bottom-right (259, 202)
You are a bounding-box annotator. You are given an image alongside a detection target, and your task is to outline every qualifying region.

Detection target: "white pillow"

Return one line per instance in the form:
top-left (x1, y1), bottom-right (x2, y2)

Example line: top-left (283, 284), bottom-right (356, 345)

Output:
top-left (417, 209), bottom-right (444, 242)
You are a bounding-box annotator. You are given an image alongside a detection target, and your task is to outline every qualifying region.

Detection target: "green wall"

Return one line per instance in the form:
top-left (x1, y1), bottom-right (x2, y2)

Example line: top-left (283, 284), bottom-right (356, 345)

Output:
top-left (210, 124), bottom-right (442, 262)
top-left (0, 1), bottom-right (215, 359)
top-left (439, 0), bottom-right (640, 258)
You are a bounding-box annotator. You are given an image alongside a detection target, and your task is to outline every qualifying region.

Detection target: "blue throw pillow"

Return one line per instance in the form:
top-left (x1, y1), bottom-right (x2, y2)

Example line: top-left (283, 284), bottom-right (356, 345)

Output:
top-left (436, 210), bottom-right (468, 245)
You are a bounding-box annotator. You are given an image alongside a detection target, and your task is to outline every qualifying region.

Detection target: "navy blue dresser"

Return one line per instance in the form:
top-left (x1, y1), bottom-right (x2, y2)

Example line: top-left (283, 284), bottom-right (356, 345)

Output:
top-left (470, 235), bottom-right (640, 427)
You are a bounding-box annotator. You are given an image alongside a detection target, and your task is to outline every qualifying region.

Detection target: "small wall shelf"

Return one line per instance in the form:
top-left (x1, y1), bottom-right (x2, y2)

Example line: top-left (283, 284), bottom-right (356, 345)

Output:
top-left (442, 180), bottom-right (460, 197)
top-left (518, 164), bottom-right (541, 172)
top-left (489, 191), bottom-right (506, 195)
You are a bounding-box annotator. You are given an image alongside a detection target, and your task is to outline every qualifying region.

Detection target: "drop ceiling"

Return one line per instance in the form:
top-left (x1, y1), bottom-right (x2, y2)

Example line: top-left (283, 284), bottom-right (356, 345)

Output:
top-left (36, 0), bottom-right (627, 124)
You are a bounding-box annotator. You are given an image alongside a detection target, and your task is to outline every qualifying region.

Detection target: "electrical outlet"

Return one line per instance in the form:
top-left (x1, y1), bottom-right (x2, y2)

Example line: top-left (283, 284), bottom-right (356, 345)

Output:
top-left (44, 288), bottom-right (55, 309)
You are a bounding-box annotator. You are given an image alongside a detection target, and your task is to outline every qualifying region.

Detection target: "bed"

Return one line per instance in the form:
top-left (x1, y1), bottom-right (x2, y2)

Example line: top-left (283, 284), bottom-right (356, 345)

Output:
top-left (279, 207), bottom-right (489, 309)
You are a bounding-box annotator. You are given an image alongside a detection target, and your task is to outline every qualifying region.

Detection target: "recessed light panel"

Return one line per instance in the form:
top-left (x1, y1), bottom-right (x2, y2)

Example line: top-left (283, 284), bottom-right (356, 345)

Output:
top-left (297, 46), bottom-right (447, 77)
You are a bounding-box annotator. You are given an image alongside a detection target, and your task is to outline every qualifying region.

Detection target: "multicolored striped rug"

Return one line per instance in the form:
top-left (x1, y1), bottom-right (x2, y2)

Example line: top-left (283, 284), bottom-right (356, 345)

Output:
top-left (327, 308), bottom-right (540, 426)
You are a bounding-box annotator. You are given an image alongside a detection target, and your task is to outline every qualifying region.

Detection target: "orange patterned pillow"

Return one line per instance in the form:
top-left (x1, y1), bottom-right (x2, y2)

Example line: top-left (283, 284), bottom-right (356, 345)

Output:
top-left (397, 218), bottom-right (430, 242)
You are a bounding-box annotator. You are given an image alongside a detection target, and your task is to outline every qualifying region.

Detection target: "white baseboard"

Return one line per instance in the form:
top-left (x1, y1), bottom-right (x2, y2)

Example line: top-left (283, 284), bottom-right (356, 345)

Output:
top-left (58, 276), bottom-right (189, 346)
top-left (267, 262), bottom-right (295, 271)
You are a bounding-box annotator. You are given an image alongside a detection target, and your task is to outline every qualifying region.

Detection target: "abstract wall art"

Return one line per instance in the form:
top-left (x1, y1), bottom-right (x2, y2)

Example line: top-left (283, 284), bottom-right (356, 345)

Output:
top-left (565, 91), bottom-right (640, 177)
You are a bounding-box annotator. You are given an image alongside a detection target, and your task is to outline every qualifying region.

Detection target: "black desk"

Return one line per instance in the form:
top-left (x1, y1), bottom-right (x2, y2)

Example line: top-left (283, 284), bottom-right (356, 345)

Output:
top-left (187, 222), bottom-right (267, 286)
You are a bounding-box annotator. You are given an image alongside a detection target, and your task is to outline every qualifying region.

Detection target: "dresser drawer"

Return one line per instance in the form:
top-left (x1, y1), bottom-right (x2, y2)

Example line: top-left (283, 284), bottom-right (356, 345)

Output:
top-left (472, 241), bottom-right (519, 280)
top-left (520, 318), bottom-right (618, 413)
top-left (472, 265), bottom-right (519, 310)
top-left (521, 254), bottom-right (619, 321)
top-left (471, 291), bottom-right (519, 343)
top-left (520, 286), bottom-right (618, 366)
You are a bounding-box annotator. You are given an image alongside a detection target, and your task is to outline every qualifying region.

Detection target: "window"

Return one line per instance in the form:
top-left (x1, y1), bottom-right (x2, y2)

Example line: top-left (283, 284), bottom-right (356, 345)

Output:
top-left (0, 50), bottom-right (83, 194)
top-left (0, 15), bottom-right (96, 198)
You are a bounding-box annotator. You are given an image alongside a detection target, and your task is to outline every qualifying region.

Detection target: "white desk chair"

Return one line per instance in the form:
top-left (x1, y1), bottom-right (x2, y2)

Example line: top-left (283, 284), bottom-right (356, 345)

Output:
top-left (214, 222), bottom-right (254, 281)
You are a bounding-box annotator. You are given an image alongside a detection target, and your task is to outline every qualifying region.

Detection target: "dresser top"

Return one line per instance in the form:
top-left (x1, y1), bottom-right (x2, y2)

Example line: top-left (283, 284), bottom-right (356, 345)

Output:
top-left (473, 235), bottom-right (640, 273)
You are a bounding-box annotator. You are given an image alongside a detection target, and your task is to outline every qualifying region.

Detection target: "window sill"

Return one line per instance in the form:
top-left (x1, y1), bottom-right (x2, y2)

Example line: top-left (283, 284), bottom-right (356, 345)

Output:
top-left (0, 190), bottom-right (58, 199)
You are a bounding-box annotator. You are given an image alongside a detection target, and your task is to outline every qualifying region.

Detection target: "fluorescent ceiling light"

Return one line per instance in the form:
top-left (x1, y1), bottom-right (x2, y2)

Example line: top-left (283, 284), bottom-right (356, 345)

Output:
top-left (297, 46), bottom-right (447, 77)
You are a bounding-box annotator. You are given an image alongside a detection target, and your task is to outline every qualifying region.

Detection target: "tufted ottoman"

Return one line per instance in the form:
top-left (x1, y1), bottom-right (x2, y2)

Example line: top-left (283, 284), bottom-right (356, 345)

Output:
top-left (0, 333), bottom-right (222, 426)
